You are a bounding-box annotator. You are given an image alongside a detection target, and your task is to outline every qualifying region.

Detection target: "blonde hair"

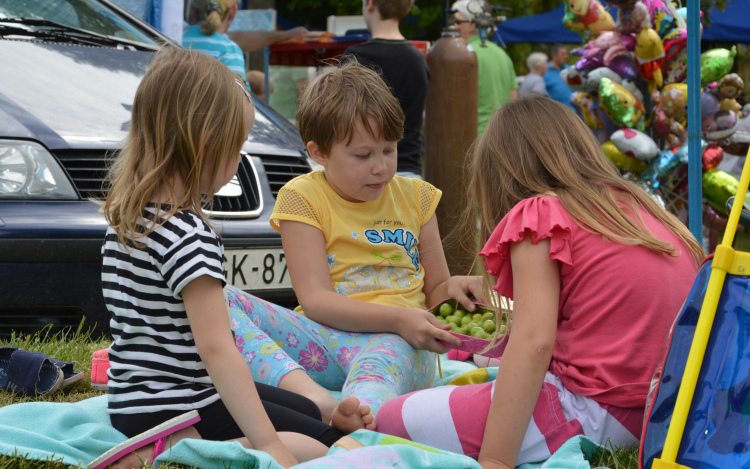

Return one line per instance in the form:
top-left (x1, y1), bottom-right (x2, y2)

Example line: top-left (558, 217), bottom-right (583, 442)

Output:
top-left (99, 46), bottom-right (247, 248)
top-left (190, 0), bottom-right (237, 36)
top-left (296, 60), bottom-right (404, 154)
top-left (466, 95), bottom-right (704, 350)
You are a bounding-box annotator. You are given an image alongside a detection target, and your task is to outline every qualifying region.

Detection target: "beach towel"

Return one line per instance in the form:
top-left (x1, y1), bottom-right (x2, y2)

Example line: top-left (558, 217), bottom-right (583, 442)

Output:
top-left (0, 357), bottom-right (609, 469)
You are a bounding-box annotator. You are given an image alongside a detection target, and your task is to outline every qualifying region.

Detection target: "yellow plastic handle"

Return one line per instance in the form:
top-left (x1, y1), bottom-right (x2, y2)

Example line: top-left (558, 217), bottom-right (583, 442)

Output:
top-left (655, 145), bottom-right (750, 466)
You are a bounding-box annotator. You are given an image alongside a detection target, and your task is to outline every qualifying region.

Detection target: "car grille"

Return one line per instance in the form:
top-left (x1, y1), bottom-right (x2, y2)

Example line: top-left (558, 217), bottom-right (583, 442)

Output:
top-left (261, 155), bottom-right (311, 197)
top-left (54, 149), bottom-right (112, 201)
top-left (53, 150), bottom-right (307, 213)
top-left (0, 307), bottom-right (84, 340)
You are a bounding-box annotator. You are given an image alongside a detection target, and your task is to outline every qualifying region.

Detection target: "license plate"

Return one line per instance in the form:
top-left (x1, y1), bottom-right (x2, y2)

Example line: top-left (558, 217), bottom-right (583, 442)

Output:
top-left (223, 248), bottom-right (291, 290)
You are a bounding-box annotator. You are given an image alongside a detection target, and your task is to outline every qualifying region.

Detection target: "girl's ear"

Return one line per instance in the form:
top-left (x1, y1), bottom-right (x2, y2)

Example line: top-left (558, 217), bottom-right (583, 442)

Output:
top-left (306, 141), bottom-right (328, 167)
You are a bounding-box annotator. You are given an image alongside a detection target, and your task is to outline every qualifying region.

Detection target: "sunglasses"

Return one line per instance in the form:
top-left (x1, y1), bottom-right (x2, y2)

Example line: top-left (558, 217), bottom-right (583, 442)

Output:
top-left (234, 78), bottom-right (253, 102)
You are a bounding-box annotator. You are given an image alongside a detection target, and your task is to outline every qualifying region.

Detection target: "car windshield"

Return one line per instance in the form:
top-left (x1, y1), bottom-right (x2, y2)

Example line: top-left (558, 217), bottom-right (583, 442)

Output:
top-left (0, 0), bottom-right (158, 46)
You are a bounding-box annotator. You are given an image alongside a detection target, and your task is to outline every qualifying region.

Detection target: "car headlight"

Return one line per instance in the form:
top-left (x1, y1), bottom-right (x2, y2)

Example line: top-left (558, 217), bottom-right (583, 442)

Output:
top-left (0, 140), bottom-right (77, 199)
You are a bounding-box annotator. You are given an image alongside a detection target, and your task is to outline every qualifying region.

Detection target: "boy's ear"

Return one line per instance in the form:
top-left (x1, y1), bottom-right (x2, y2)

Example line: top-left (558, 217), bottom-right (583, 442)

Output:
top-left (364, 0), bottom-right (376, 13)
top-left (228, 4), bottom-right (238, 22)
top-left (306, 141), bottom-right (328, 167)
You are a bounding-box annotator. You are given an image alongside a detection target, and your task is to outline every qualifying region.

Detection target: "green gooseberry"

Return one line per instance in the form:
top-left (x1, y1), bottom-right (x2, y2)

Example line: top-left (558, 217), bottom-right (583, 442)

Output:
top-left (439, 303), bottom-right (453, 318)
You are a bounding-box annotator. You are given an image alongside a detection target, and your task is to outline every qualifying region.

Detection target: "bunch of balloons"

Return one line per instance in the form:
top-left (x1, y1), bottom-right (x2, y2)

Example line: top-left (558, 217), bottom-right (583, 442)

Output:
top-left (562, 0), bottom-right (747, 228)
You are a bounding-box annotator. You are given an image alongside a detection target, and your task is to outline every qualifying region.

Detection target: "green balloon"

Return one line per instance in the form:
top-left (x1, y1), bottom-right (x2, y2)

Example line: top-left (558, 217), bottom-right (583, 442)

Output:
top-left (701, 46), bottom-right (737, 85)
top-left (703, 169), bottom-right (738, 215)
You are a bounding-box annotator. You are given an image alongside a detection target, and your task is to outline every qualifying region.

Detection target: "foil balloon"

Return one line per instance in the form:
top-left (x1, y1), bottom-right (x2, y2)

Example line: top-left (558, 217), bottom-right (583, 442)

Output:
top-left (701, 90), bottom-right (721, 120)
top-left (700, 46), bottom-right (737, 86)
top-left (717, 74), bottom-right (744, 115)
top-left (571, 92), bottom-right (603, 129)
top-left (611, 128), bottom-right (659, 162)
top-left (641, 148), bottom-right (681, 189)
top-left (560, 67), bottom-right (589, 92)
top-left (615, 2), bottom-right (650, 35)
top-left (719, 113), bottom-right (750, 156)
top-left (703, 168), bottom-right (740, 215)
top-left (563, 0), bottom-right (615, 38)
top-left (703, 206), bottom-right (728, 232)
top-left (599, 77), bottom-right (645, 130)
top-left (604, 0), bottom-right (638, 7)
top-left (608, 55), bottom-right (639, 80)
top-left (702, 110), bottom-right (739, 142)
top-left (674, 139), bottom-right (708, 164)
top-left (596, 104), bottom-right (622, 143)
top-left (584, 67), bottom-right (622, 92)
top-left (638, 180), bottom-right (666, 209)
top-left (664, 41), bottom-right (687, 83)
top-left (621, 79), bottom-right (644, 103)
top-left (653, 84), bottom-right (688, 146)
top-left (702, 145), bottom-right (724, 171)
top-left (635, 27), bottom-right (665, 90)
top-left (576, 55), bottom-right (605, 72)
top-left (602, 140), bottom-right (647, 174)
top-left (641, 0), bottom-right (680, 42)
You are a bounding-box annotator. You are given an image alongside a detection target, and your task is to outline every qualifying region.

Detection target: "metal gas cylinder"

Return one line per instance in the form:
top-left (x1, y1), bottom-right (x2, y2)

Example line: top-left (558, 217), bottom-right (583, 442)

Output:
top-left (424, 26), bottom-right (479, 277)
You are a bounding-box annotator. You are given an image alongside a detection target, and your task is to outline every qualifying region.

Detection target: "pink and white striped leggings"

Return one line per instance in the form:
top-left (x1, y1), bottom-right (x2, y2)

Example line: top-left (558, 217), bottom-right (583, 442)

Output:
top-left (375, 372), bottom-right (643, 465)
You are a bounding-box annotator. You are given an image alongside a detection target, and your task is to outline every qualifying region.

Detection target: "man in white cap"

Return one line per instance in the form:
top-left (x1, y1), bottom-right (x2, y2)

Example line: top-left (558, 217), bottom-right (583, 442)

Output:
top-left (452, 0), bottom-right (518, 136)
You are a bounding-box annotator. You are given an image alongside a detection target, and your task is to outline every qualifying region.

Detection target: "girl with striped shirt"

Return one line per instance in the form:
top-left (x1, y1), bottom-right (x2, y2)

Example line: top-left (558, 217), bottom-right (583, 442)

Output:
top-left (98, 46), bottom-right (349, 468)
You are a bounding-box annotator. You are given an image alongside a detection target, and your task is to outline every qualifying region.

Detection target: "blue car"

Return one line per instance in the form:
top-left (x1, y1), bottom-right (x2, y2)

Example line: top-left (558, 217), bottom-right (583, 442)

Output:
top-left (0, 0), bottom-right (312, 339)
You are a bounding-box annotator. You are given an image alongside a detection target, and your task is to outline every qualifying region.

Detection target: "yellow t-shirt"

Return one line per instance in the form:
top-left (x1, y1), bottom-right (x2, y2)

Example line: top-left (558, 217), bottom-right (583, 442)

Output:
top-left (271, 171), bottom-right (441, 311)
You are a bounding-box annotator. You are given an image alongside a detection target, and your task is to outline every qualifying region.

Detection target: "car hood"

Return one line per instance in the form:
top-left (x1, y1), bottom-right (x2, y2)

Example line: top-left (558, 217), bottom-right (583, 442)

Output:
top-left (0, 40), bottom-right (304, 155)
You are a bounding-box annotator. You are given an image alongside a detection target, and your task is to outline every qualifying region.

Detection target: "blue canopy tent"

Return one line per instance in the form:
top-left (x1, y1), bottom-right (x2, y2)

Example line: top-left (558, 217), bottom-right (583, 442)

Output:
top-left (494, 2), bottom-right (750, 44)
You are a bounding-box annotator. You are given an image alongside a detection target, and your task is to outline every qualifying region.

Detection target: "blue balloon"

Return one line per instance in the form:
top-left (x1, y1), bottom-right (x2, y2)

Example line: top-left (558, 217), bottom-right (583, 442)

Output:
top-left (674, 139), bottom-right (708, 164)
top-left (642, 149), bottom-right (683, 189)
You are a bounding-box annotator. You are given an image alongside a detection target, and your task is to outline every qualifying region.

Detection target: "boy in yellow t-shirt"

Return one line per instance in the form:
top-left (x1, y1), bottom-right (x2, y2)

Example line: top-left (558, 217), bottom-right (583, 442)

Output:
top-left (226, 62), bottom-right (483, 432)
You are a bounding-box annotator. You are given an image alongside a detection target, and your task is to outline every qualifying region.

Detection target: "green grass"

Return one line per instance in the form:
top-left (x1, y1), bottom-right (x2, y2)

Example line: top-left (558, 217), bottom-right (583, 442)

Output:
top-left (0, 324), bottom-right (640, 469)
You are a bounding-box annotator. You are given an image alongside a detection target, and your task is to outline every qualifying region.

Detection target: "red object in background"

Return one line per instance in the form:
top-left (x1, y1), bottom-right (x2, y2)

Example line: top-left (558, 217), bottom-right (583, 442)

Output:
top-left (702, 144), bottom-right (724, 170)
top-left (269, 40), bottom-right (429, 67)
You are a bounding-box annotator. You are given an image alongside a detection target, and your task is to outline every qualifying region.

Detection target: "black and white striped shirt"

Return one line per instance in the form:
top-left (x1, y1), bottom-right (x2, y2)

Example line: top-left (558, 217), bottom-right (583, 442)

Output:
top-left (102, 205), bottom-right (226, 414)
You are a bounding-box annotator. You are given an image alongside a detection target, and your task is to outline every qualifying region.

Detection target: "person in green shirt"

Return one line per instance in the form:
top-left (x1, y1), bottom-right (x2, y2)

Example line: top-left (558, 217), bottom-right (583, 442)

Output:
top-left (269, 66), bottom-right (309, 124)
top-left (452, 0), bottom-right (518, 136)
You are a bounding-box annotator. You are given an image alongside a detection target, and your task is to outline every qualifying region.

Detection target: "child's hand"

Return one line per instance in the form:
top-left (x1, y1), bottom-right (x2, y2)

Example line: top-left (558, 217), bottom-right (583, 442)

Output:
top-left (446, 276), bottom-right (485, 311)
top-left (256, 439), bottom-right (299, 468)
top-left (397, 309), bottom-right (462, 353)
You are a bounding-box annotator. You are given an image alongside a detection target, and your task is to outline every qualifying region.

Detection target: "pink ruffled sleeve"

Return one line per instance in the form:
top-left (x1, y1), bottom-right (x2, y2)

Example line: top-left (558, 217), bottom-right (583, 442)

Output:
top-left (479, 197), bottom-right (574, 299)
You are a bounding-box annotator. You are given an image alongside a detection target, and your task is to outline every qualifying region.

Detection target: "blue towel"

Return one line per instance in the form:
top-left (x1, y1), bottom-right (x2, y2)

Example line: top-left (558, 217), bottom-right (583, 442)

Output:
top-left (0, 358), bottom-right (607, 469)
top-left (0, 395), bottom-right (124, 467)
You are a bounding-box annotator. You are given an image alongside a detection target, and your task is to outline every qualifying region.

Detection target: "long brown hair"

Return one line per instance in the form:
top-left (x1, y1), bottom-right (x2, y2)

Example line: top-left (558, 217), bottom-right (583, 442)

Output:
top-left (99, 46), bottom-right (247, 248)
top-left (466, 95), bottom-right (703, 348)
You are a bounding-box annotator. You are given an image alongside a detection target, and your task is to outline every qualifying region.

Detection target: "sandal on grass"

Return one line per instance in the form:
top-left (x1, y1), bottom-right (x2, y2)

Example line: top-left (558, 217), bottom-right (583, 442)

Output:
top-left (87, 410), bottom-right (200, 469)
top-left (46, 355), bottom-right (84, 389)
top-left (0, 347), bottom-right (64, 397)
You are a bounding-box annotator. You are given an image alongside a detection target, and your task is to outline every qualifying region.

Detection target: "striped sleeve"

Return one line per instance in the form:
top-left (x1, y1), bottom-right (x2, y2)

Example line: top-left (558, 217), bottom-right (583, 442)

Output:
top-left (159, 225), bottom-right (226, 299)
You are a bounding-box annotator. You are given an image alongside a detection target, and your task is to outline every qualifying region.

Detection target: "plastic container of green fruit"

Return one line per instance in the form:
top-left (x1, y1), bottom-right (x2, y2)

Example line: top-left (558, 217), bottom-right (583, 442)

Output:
top-left (430, 298), bottom-right (508, 358)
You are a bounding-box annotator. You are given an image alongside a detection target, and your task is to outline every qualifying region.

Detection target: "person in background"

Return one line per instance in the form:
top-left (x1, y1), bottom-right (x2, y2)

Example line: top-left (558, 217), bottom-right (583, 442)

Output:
top-left (342, 0), bottom-right (429, 179)
top-left (544, 43), bottom-right (575, 110)
top-left (269, 66), bottom-right (309, 125)
top-left (518, 52), bottom-right (549, 97)
top-left (184, 0), bottom-right (307, 90)
top-left (247, 70), bottom-right (274, 98)
top-left (452, 0), bottom-right (518, 136)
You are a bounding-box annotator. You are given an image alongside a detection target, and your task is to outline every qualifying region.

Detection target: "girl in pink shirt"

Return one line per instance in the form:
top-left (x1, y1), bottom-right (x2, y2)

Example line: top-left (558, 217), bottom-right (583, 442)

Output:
top-left (375, 95), bottom-right (704, 468)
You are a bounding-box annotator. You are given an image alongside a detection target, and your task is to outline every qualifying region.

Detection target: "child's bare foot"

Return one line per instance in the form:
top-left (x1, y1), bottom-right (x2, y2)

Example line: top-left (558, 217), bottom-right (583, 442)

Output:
top-left (330, 396), bottom-right (376, 433)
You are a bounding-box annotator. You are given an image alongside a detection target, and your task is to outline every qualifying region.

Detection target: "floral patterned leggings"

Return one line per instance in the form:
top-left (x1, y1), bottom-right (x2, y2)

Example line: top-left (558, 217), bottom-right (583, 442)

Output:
top-left (226, 286), bottom-right (436, 415)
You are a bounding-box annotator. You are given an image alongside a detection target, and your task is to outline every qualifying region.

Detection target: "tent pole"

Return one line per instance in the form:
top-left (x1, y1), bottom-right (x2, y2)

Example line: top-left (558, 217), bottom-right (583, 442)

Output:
top-left (687, 0), bottom-right (702, 244)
